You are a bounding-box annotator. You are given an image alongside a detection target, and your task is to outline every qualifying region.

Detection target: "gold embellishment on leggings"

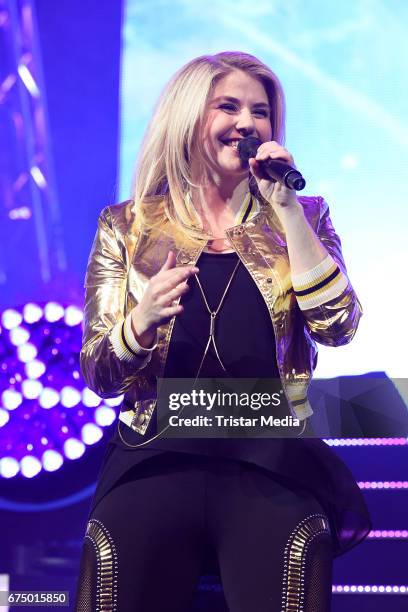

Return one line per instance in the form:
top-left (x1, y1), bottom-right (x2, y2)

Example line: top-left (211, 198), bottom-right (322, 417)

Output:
top-left (85, 519), bottom-right (118, 611)
top-left (281, 513), bottom-right (330, 611)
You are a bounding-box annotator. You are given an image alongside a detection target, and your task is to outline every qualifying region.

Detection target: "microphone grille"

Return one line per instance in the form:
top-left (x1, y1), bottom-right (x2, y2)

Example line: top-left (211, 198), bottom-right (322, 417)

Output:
top-left (237, 136), bottom-right (262, 163)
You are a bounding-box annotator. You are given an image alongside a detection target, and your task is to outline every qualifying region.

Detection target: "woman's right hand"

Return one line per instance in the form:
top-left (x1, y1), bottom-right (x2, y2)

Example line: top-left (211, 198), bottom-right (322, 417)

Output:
top-left (130, 251), bottom-right (198, 348)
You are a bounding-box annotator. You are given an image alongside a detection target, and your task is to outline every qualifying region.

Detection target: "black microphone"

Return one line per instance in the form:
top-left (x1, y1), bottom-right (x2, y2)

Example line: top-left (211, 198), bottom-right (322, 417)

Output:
top-left (238, 136), bottom-right (306, 191)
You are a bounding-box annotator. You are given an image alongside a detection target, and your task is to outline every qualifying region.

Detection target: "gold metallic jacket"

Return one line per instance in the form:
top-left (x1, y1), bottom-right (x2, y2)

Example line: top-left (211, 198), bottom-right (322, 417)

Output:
top-left (80, 196), bottom-right (362, 435)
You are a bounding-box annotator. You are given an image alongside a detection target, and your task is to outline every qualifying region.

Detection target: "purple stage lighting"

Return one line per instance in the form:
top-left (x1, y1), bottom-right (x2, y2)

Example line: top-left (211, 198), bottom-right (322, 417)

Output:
top-left (2, 389), bottom-right (23, 410)
top-left (2, 309), bottom-right (23, 330)
top-left (23, 303), bottom-right (43, 324)
top-left (81, 423), bottom-right (103, 445)
top-left (0, 302), bottom-right (122, 479)
top-left (44, 302), bottom-right (64, 322)
top-left (21, 379), bottom-right (43, 399)
top-left (64, 438), bottom-right (85, 460)
top-left (95, 405), bottom-right (116, 427)
top-left (17, 342), bottom-right (38, 363)
top-left (0, 457), bottom-right (20, 478)
top-left (82, 387), bottom-right (101, 407)
top-left (42, 449), bottom-right (64, 472)
top-left (9, 327), bottom-right (30, 346)
top-left (0, 408), bottom-right (10, 427)
top-left (25, 359), bottom-right (46, 379)
top-left (39, 387), bottom-right (60, 409)
top-left (64, 305), bottom-right (83, 327)
top-left (60, 386), bottom-right (81, 408)
top-left (20, 455), bottom-right (42, 478)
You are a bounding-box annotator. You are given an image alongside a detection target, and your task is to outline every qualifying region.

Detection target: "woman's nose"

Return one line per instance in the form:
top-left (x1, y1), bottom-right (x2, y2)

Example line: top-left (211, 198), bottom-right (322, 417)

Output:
top-left (235, 109), bottom-right (256, 135)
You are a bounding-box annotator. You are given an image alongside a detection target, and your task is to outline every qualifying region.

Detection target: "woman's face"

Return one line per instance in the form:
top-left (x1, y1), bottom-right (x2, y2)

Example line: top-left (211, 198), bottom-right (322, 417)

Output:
top-left (198, 70), bottom-right (273, 183)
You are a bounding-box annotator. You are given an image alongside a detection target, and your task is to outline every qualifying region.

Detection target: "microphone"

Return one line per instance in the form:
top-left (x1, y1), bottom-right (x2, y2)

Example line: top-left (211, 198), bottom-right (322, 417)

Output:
top-left (238, 136), bottom-right (306, 191)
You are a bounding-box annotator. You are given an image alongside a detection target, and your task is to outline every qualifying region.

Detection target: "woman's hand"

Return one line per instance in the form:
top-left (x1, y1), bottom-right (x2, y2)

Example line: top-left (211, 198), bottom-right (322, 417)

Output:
top-left (248, 141), bottom-right (302, 225)
top-left (130, 251), bottom-right (198, 348)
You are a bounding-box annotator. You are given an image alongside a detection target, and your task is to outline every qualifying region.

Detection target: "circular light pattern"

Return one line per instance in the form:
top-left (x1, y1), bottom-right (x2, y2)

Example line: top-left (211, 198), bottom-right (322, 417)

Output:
top-left (1, 309), bottom-right (23, 330)
top-left (17, 342), bottom-right (38, 363)
top-left (0, 302), bottom-right (123, 479)
top-left (25, 359), bottom-right (46, 379)
top-left (332, 584), bottom-right (408, 594)
top-left (0, 457), bottom-right (20, 478)
top-left (64, 438), bottom-right (85, 460)
top-left (82, 387), bottom-right (101, 407)
top-left (44, 302), bottom-right (64, 322)
top-left (358, 481), bottom-right (408, 490)
top-left (9, 326), bottom-right (30, 346)
top-left (60, 386), bottom-right (81, 408)
top-left (23, 303), bottom-right (43, 324)
top-left (20, 455), bottom-right (42, 478)
top-left (42, 449), bottom-right (64, 472)
top-left (64, 306), bottom-right (83, 327)
top-left (95, 405), bottom-right (116, 426)
top-left (368, 529), bottom-right (408, 539)
top-left (81, 423), bottom-right (103, 445)
top-left (0, 409), bottom-right (10, 427)
top-left (21, 379), bottom-right (43, 399)
top-left (39, 387), bottom-right (60, 409)
top-left (324, 437), bottom-right (408, 446)
top-left (2, 389), bottom-right (23, 410)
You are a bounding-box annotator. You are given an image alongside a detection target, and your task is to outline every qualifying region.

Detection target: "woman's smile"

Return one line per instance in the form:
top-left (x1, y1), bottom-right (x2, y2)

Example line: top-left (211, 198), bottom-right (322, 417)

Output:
top-left (219, 138), bottom-right (243, 149)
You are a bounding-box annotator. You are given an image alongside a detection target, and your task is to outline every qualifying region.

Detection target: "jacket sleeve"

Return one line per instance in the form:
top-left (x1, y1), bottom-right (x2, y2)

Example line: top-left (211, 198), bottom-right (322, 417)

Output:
top-left (80, 206), bottom-right (155, 397)
top-left (291, 197), bottom-right (362, 347)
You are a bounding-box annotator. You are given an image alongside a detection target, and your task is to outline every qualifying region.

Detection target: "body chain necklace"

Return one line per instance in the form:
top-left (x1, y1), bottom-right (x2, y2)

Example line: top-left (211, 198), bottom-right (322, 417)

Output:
top-left (194, 258), bottom-right (240, 377)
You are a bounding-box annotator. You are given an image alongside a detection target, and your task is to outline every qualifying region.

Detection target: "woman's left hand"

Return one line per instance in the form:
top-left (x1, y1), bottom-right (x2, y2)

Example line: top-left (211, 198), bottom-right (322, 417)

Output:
top-left (248, 141), bottom-right (301, 222)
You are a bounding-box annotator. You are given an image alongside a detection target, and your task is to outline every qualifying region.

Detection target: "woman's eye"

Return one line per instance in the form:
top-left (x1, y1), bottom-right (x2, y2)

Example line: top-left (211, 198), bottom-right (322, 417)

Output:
top-left (219, 104), bottom-right (237, 112)
top-left (253, 109), bottom-right (269, 118)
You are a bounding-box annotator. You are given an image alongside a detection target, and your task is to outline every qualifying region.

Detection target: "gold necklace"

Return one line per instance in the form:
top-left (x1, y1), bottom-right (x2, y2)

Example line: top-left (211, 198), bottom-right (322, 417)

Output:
top-left (194, 258), bottom-right (240, 377)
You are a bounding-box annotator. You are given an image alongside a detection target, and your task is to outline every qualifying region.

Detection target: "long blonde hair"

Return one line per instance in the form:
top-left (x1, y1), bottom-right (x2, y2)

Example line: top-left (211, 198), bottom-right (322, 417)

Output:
top-left (132, 51), bottom-right (286, 241)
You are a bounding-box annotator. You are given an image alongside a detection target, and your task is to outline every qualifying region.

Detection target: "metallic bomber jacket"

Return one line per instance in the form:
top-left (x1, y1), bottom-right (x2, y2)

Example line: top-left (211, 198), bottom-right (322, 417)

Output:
top-left (80, 195), bottom-right (362, 434)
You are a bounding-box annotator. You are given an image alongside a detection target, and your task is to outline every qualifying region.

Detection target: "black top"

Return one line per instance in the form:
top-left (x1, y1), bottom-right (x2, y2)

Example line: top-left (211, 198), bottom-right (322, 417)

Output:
top-left (91, 251), bottom-right (371, 556)
top-left (163, 251), bottom-right (280, 379)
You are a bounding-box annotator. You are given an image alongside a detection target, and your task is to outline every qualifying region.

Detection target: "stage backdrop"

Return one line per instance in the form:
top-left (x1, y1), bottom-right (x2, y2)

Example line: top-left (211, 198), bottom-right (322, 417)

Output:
top-left (118, 0), bottom-right (408, 380)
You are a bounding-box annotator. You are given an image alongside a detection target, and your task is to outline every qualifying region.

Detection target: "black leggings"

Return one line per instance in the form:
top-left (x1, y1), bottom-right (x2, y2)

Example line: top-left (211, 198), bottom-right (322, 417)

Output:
top-left (75, 453), bottom-right (333, 611)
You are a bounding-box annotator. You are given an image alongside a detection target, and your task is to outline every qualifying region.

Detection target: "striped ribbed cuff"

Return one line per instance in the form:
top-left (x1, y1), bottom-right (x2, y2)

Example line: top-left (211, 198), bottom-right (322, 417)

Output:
top-left (284, 385), bottom-right (313, 421)
top-left (292, 254), bottom-right (348, 310)
top-left (110, 315), bottom-right (157, 363)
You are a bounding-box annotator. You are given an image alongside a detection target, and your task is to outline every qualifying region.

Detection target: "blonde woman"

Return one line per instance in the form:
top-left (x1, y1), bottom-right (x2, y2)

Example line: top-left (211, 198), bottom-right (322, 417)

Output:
top-left (75, 52), bottom-right (370, 611)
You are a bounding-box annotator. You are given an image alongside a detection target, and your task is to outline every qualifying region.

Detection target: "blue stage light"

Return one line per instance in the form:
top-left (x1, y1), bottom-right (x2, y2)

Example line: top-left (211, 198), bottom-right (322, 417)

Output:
top-left (17, 342), bottom-right (38, 363)
top-left (0, 302), bottom-right (121, 478)
top-left (0, 457), bottom-right (19, 478)
top-left (25, 359), bottom-right (46, 379)
top-left (0, 408), bottom-right (10, 427)
top-left (2, 389), bottom-right (23, 410)
top-left (20, 455), bottom-right (42, 478)
top-left (39, 387), bottom-right (59, 409)
top-left (95, 405), bottom-right (116, 426)
top-left (81, 423), bottom-right (103, 445)
top-left (23, 303), bottom-right (43, 324)
top-left (42, 449), bottom-right (64, 472)
top-left (9, 327), bottom-right (30, 346)
top-left (63, 438), bottom-right (85, 460)
top-left (2, 309), bottom-right (23, 330)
